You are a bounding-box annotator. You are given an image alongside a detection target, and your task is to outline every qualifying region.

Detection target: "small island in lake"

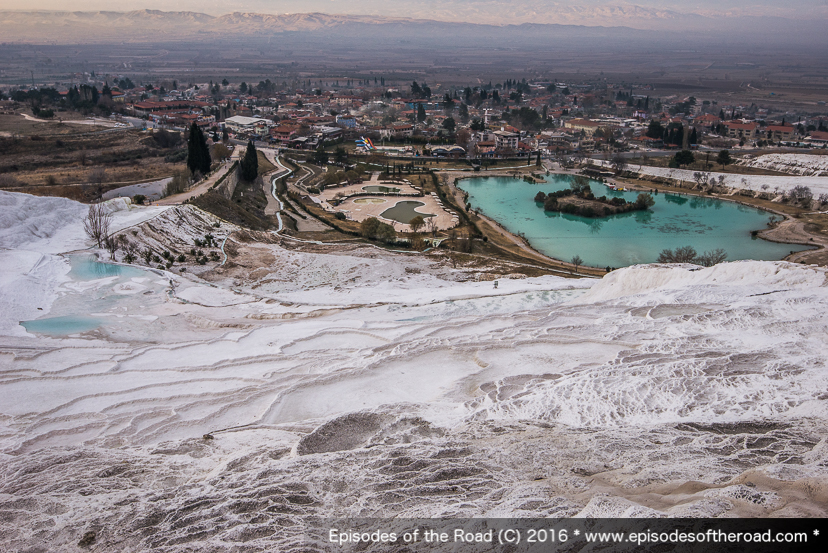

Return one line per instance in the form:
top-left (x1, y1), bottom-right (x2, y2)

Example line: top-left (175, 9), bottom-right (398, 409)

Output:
top-left (534, 176), bottom-right (655, 218)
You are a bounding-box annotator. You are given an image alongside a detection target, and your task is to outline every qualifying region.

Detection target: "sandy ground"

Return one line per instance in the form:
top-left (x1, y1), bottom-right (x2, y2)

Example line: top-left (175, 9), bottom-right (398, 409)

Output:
top-left (762, 216), bottom-right (828, 263)
top-left (19, 112), bottom-right (120, 128)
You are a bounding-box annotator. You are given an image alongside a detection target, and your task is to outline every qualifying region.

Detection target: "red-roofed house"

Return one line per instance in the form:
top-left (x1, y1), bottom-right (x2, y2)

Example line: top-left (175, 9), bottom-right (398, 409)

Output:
top-left (724, 121), bottom-right (758, 140)
top-left (270, 125), bottom-right (299, 143)
top-left (694, 113), bottom-right (721, 131)
top-left (765, 124), bottom-right (795, 141)
top-left (391, 123), bottom-right (413, 137)
top-left (805, 131), bottom-right (828, 145)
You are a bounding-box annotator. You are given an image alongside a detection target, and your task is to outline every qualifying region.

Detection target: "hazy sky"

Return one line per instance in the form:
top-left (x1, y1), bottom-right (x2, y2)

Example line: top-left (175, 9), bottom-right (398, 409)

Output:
top-left (2, 0), bottom-right (825, 20)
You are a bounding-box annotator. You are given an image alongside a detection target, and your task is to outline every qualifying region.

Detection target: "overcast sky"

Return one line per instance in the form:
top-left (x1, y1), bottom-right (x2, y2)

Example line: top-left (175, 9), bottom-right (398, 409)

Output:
top-left (2, 0), bottom-right (825, 20)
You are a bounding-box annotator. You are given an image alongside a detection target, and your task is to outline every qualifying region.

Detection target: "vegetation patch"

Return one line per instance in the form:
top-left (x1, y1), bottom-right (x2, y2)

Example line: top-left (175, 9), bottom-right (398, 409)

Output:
top-left (190, 176), bottom-right (273, 231)
top-left (533, 176), bottom-right (654, 218)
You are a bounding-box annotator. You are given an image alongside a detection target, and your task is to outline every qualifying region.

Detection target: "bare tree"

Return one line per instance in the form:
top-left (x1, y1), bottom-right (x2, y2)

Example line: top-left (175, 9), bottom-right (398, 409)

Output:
top-left (692, 171), bottom-right (711, 189)
top-left (87, 167), bottom-right (107, 199)
top-left (87, 167), bottom-right (106, 186)
top-left (425, 217), bottom-right (437, 236)
top-left (657, 246), bottom-right (727, 266)
top-left (697, 249), bottom-right (728, 267)
top-left (163, 170), bottom-right (191, 197)
top-left (122, 240), bottom-right (138, 264)
top-left (571, 255), bottom-right (583, 273)
top-left (0, 174), bottom-right (24, 187)
top-left (82, 203), bottom-right (112, 248)
top-left (657, 245), bottom-right (698, 264)
top-left (611, 154), bottom-right (627, 175)
top-left (788, 185), bottom-right (813, 206)
top-left (104, 233), bottom-right (120, 260)
top-left (409, 215), bottom-right (425, 233)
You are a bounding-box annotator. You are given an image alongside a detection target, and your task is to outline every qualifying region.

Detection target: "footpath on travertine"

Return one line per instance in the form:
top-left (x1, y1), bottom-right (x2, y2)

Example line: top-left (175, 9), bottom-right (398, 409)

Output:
top-left (155, 149), bottom-right (242, 206)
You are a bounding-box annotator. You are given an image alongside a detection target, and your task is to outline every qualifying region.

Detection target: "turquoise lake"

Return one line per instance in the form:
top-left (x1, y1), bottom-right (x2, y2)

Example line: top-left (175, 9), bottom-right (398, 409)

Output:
top-left (459, 174), bottom-right (809, 268)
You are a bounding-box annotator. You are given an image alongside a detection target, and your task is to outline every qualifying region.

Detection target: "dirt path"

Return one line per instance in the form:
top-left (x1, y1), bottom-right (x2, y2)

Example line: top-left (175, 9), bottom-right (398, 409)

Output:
top-left (156, 149), bottom-right (242, 206)
top-left (19, 113), bottom-right (118, 128)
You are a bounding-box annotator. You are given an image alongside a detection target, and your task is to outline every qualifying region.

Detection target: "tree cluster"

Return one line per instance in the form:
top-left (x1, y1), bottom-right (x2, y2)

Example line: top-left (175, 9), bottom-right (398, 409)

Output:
top-left (534, 179), bottom-right (655, 218)
top-left (360, 217), bottom-right (397, 243)
top-left (673, 149), bottom-right (695, 168)
top-left (410, 81), bottom-right (432, 99)
top-left (501, 107), bottom-right (544, 130)
top-left (787, 185), bottom-right (813, 205)
top-left (716, 150), bottom-right (732, 168)
top-left (657, 246), bottom-right (727, 266)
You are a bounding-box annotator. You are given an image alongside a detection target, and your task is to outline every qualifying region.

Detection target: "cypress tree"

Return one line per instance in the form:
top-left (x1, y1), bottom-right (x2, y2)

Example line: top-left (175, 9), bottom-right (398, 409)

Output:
top-left (198, 126), bottom-right (211, 174)
top-left (241, 140), bottom-right (258, 181)
top-left (187, 122), bottom-right (201, 174)
top-left (186, 123), bottom-right (211, 176)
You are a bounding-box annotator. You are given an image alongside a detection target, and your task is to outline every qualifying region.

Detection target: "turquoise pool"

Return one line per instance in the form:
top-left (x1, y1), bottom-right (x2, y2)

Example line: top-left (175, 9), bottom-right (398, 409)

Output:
top-left (459, 174), bottom-right (810, 268)
top-left (68, 255), bottom-right (147, 281)
top-left (22, 315), bottom-right (102, 336)
top-left (22, 255), bottom-right (160, 337)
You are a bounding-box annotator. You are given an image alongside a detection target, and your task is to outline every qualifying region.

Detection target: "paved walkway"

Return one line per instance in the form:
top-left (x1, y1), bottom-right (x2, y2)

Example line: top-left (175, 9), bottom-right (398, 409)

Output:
top-left (260, 148), bottom-right (289, 217)
top-left (260, 149), bottom-right (331, 232)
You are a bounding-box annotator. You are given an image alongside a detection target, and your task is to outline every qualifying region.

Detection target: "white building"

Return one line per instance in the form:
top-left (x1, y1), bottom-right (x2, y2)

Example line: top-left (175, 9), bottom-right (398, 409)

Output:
top-left (224, 115), bottom-right (272, 136)
top-left (493, 129), bottom-right (519, 150)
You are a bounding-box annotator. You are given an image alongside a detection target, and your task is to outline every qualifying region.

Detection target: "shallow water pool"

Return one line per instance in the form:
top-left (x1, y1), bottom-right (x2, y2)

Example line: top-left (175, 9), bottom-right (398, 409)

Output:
top-left (22, 315), bottom-right (102, 336)
top-left (68, 255), bottom-right (148, 281)
top-left (380, 201), bottom-right (436, 224)
top-left (22, 255), bottom-right (164, 337)
top-left (354, 198), bottom-right (387, 204)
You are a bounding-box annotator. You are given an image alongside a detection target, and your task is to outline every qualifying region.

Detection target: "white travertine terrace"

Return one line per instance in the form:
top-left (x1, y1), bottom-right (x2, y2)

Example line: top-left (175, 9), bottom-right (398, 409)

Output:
top-left (1, 190), bottom-right (827, 549)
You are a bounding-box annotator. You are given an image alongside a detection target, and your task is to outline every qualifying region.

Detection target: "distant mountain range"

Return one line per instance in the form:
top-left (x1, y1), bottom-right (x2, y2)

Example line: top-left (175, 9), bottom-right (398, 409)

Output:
top-left (0, 9), bottom-right (824, 46)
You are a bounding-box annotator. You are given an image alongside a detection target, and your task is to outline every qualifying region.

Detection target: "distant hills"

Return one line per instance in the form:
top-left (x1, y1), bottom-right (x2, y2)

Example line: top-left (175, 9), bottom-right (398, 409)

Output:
top-left (0, 9), bottom-right (823, 46)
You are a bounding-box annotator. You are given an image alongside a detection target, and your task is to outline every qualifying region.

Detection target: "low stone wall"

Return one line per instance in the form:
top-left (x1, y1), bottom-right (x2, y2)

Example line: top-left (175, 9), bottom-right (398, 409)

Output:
top-left (213, 162), bottom-right (240, 200)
